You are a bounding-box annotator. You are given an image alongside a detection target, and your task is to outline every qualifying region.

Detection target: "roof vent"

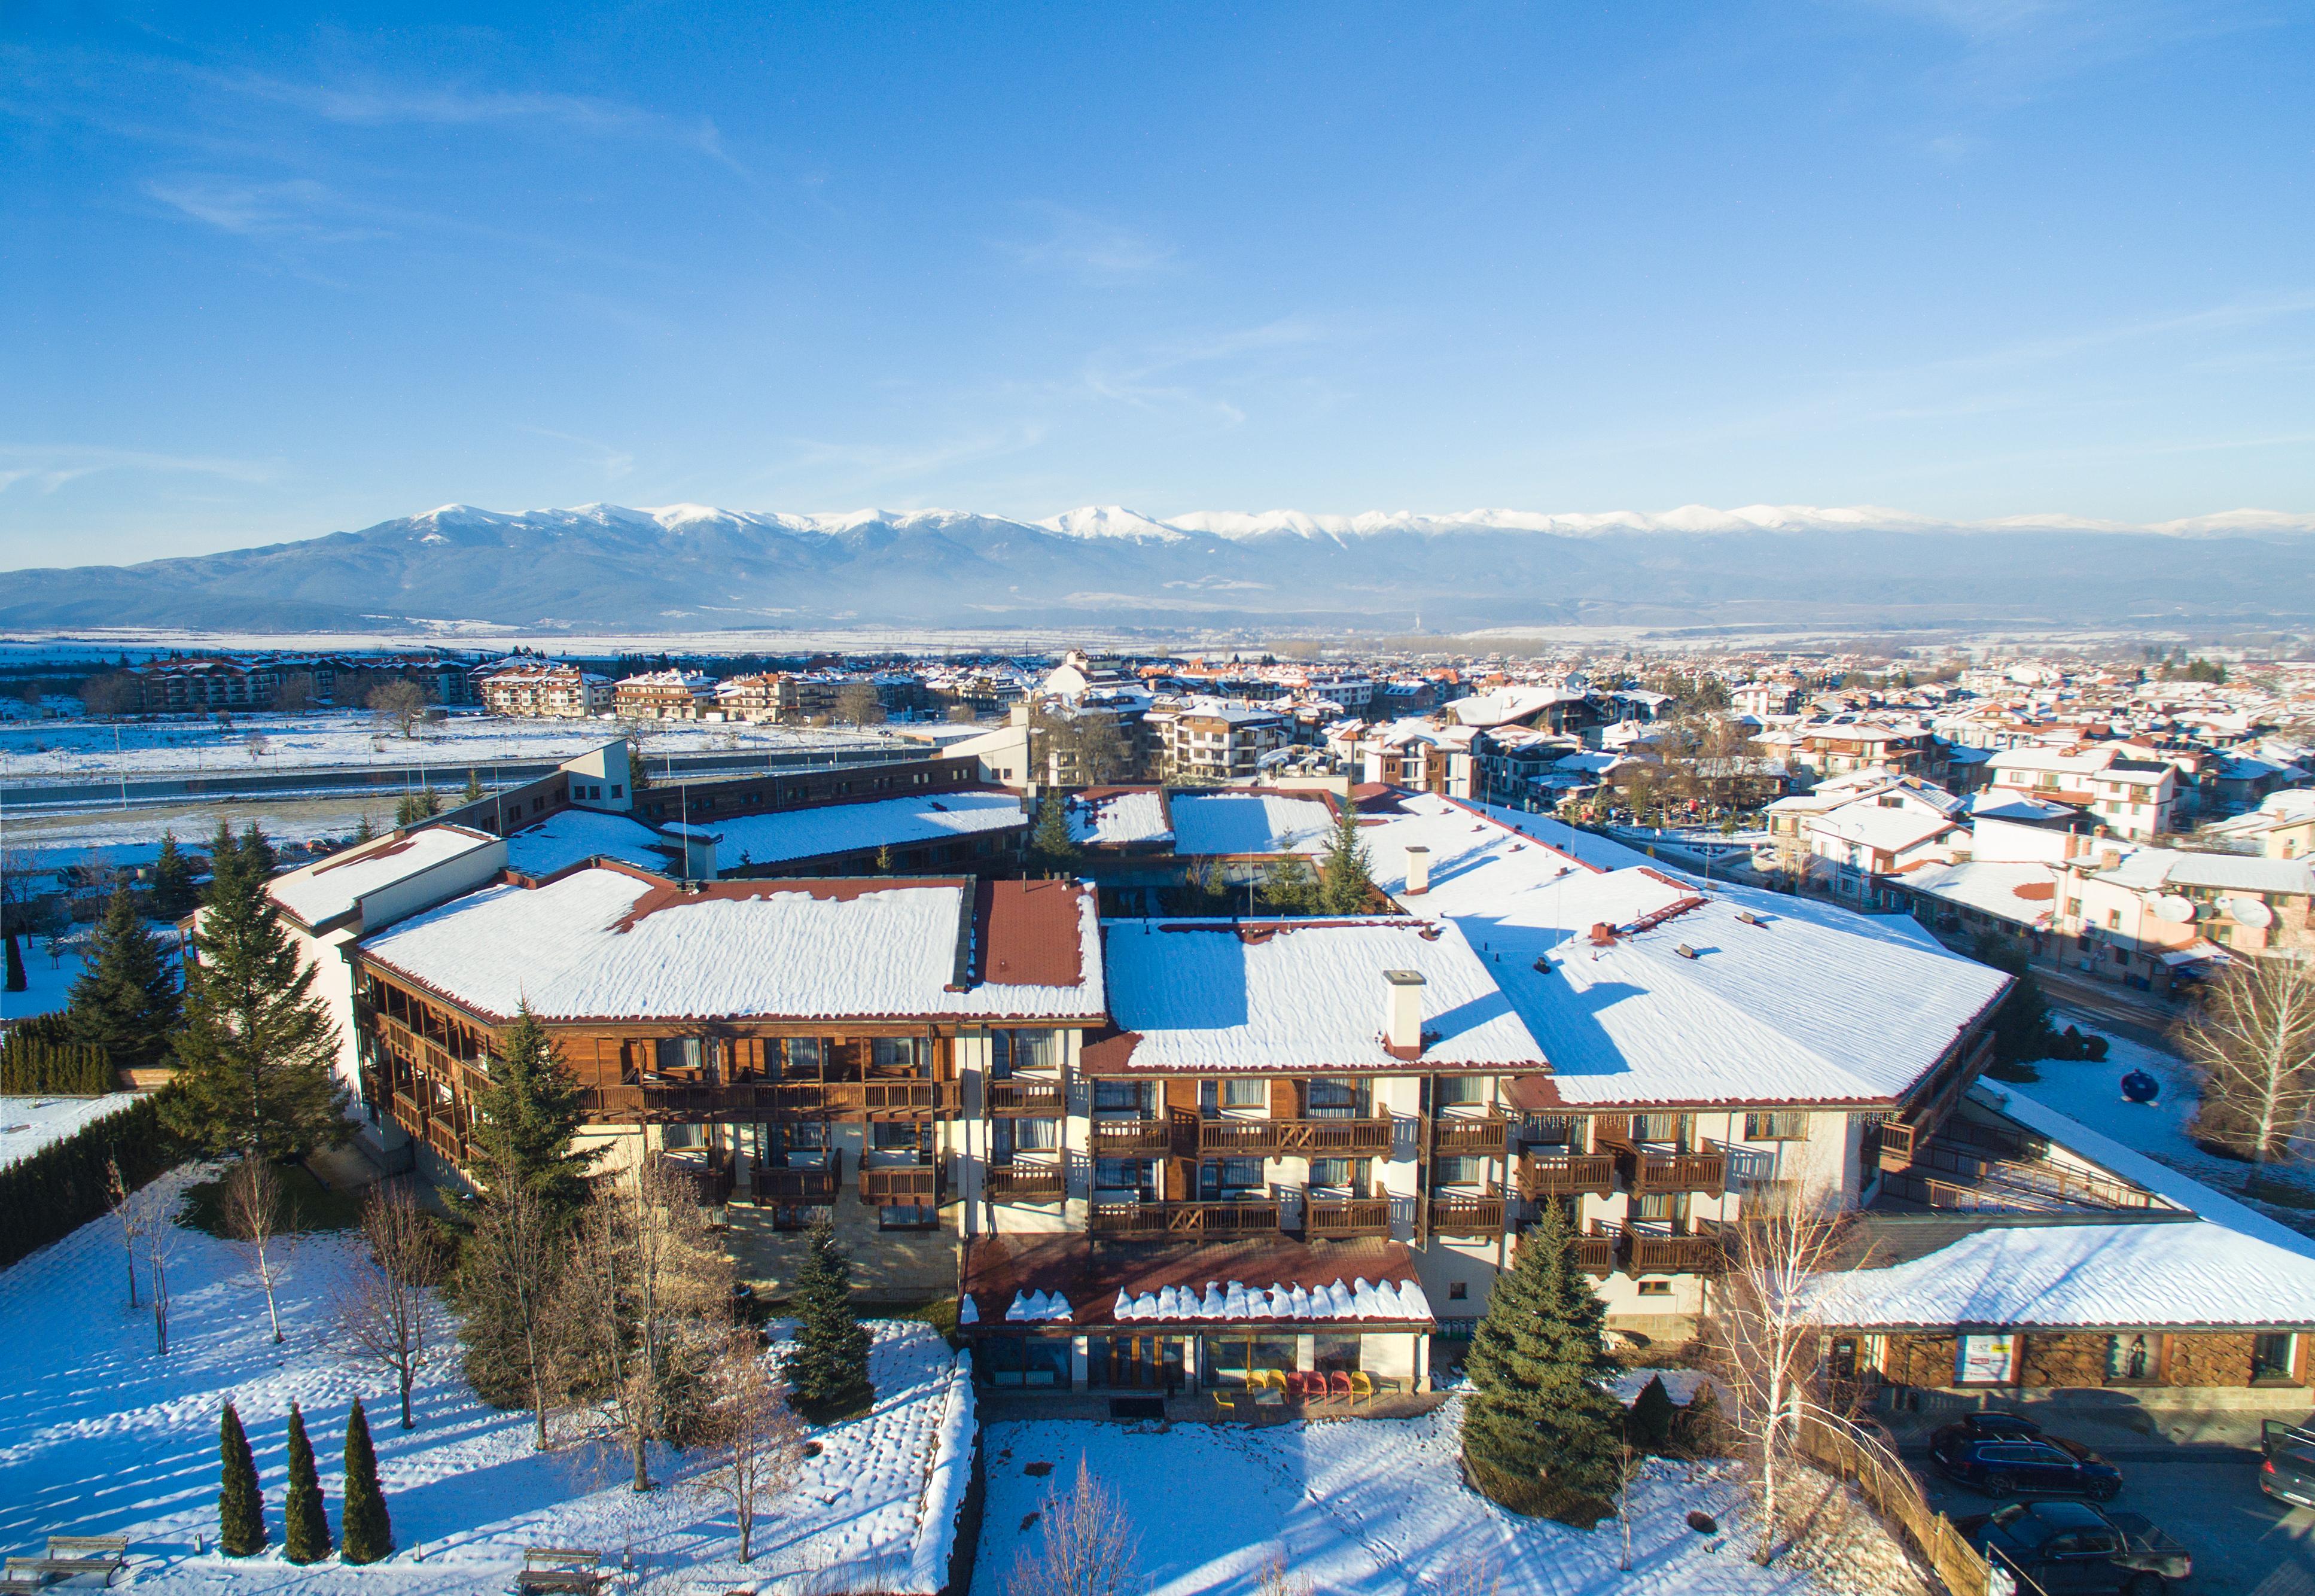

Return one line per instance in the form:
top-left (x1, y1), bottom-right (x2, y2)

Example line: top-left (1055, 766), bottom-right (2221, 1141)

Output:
top-left (1674, 943), bottom-right (1699, 960)
top-left (1734, 910), bottom-right (1761, 925)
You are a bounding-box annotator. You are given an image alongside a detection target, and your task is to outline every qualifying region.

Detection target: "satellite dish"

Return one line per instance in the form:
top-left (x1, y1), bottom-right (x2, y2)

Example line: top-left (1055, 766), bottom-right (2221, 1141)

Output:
top-left (2151, 895), bottom-right (2194, 924)
top-left (2230, 897), bottom-right (2276, 930)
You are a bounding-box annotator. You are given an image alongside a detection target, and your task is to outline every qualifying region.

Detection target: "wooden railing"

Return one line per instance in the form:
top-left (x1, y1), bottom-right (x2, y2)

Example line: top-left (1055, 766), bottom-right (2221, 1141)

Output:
top-left (750, 1155), bottom-right (841, 1203)
top-left (1519, 1151), bottom-right (1618, 1198)
top-left (860, 1164), bottom-right (943, 1205)
top-left (1089, 1201), bottom-right (1278, 1238)
top-left (1793, 1415), bottom-right (1991, 1596)
top-left (1574, 1232), bottom-right (1617, 1276)
top-left (1302, 1198), bottom-right (1391, 1239)
top-left (1196, 1117), bottom-right (1393, 1156)
top-left (1431, 1117), bottom-right (1512, 1156)
top-left (1091, 1118), bottom-right (1173, 1156)
top-left (422, 1117), bottom-right (465, 1164)
top-left (1628, 1232), bottom-right (1724, 1274)
top-left (577, 1078), bottom-right (961, 1121)
top-left (1632, 1149), bottom-right (1726, 1196)
top-left (1427, 1196), bottom-right (1505, 1236)
top-left (986, 1079), bottom-right (1065, 1116)
top-left (986, 1164), bottom-right (1066, 1204)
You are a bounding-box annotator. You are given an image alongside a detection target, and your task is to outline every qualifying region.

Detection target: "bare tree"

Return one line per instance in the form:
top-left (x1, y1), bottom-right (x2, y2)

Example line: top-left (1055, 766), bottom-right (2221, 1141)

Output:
top-left (144, 1198), bottom-right (176, 1356)
top-left (1421, 1561), bottom-right (1501, 1596)
top-left (273, 672), bottom-right (316, 713)
top-left (222, 1157), bottom-right (291, 1344)
top-left (464, 1155), bottom-right (569, 1451)
top-left (1254, 1551), bottom-right (1310, 1596)
top-left (337, 1182), bottom-right (445, 1429)
top-left (105, 1156), bottom-right (147, 1309)
top-left (692, 1327), bottom-right (806, 1563)
top-left (78, 671), bottom-right (140, 719)
top-left (834, 681), bottom-right (884, 728)
top-left (367, 680), bottom-right (429, 739)
top-left (1702, 1208), bottom-right (1856, 1565)
top-left (2177, 957), bottom-right (2315, 1165)
top-left (1007, 1457), bottom-right (1139, 1596)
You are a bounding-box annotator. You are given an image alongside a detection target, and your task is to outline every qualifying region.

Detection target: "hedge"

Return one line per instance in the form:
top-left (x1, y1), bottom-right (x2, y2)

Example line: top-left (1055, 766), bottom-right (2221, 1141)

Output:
top-left (0, 1089), bottom-right (182, 1270)
top-left (0, 1016), bottom-right (115, 1095)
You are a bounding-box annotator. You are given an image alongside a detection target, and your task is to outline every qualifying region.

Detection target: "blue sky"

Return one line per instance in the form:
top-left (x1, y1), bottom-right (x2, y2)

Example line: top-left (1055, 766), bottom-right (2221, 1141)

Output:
top-left (4, 1), bottom-right (2311, 567)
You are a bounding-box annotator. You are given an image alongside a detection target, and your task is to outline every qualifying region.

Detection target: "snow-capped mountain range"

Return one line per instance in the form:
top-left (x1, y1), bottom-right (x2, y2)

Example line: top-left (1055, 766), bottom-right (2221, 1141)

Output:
top-left (4, 501), bottom-right (2309, 635)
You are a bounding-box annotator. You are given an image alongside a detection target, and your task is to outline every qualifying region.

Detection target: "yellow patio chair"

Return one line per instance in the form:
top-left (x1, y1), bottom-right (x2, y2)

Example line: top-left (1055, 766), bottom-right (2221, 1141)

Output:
top-left (1348, 1371), bottom-right (1375, 1408)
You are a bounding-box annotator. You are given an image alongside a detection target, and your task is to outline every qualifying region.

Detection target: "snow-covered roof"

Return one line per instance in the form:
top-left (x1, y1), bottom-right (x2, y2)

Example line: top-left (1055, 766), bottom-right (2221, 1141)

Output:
top-left (1111, 1275), bottom-right (1432, 1324)
top-left (504, 808), bottom-right (669, 877)
top-left (1899, 860), bottom-right (2058, 929)
top-left (2091, 846), bottom-right (2315, 896)
top-left (1095, 916), bottom-right (1547, 1073)
top-left (1964, 791), bottom-right (2079, 824)
top-left (1806, 804), bottom-right (1957, 854)
top-left (1169, 792), bottom-right (1336, 855)
top-left (358, 867), bottom-right (1104, 1024)
top-left (266, 826), bottom-right (501, 930)
top-left (959, 1235), bottom-right (1435, 1330)
top-left (1068, 789), bottom-right (1173, 848)
top-left (668, 790), bottom-right (1026, 869)
top-left (1440, 684), bottom-right (1582, 727)
top-left (1360, 794), bottom-right (2009, 1107)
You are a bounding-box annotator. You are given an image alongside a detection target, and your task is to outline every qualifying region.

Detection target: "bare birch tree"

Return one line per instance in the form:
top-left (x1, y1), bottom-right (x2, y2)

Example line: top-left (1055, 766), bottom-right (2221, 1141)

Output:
top-left (105, 1156), bottom-right (145, 1309)
top-left (692, 1327), bottom-right (806, 1564)
top-left (1701, 1208), bottom-right (1853, 1565)
top-left (463, 1153), bottom-right (568, 1450)
top-left (2177, 956), bottom-right (2315, 1165)
top-left (144, 1199), bottom-right (175, 1356)
top-left (337, 1182), bottom-right (444, 1429)
top-left (222, 1156), bottom-right (291, 1344)
top-left (1007, 1457), bottom-right (1140, 1596)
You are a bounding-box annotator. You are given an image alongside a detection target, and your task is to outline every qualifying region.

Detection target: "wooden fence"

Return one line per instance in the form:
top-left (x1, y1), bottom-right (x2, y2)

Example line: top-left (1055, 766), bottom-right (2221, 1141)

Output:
top-left (1795, 1414), bottom-right (1998, 1596)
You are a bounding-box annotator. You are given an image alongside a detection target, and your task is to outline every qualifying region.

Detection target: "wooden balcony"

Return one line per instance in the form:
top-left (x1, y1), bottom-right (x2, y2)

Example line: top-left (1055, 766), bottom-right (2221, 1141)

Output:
top-left (577, 1077), bottom-right (961, 1122)
top-left (860, 1164), bottom-right (945, 1205)
top-left (986, 1079), bottom-right (1065, 1116)
top-left (1431, 1117), bottom-right (1512, 1157)
top-left (1519, 1151), bottom-right (1618, 1198)
top-left (421, 1117), bottom-right (466, 1164)
top-left (1627, 1232), bottom-right (1724, 1275)
top-left (750, 1155), bottom-right (841, 1204)
top-left (1632, 1149), bottom-right (1726, 1196)
top-left (986, 1164), bottom-right (1066, 1205)
top-left (1574, 1232), bottom-right (1617, 1276)
top-left (1302, 1198), bottom-right (1391, 1239)
top-left (1196, 1117), bottom-right (1394, 1156)
top-left (1427, 1196), bottom-right (1506, 1236)
top-left (1091, 1117), bottom-right (1173, 1156)
top-left (1089, 1201), bottom-right (1279, 1238)
top-left (1875, 1118), bottom-right (1919, 1173)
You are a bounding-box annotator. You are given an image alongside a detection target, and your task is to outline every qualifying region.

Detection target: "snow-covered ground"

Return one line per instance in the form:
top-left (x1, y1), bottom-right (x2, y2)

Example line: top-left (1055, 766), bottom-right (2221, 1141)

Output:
top-left (974, 1409), bottom-right (1917, 1596)
top-left (0, 1092), bottom-right (141, 1167)
top-left (0, 711), bottom-right (891, 784)
top-left (0, 1165), bottom-right (970, 1592)
top-left (0, 942), bottom-right (88, 1023)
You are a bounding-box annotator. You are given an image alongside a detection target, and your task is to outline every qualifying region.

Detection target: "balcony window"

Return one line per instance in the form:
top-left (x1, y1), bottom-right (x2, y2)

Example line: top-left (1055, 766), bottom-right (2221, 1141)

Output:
top-left (1743, 1111), bottom-right (1809, 1142)
top-left (1015, 1117), bottom-right (1061, 1153)
top-left (1093, 1079), bottom-right (1155, 1114)
top-left (1202, 1078), bottom-right (1266, 1116)
top-left (879, 1204), bottom-right (940, 1232)
top-left (1094, 1159), bottom-right (1159, 1200)
top-left (653, 1037), bottom-right (704, 1078)
top-left (1631, 1191), bottom-right (1686, 1231)
top-left (781, 1037), bottom-right (823, 1077)
top-left (1433, 1156), bottom-right (1486, 1187)
top-left (1307, 1077), bottom-right (1367, 1119)
top-left (874, 1120), bottom-right (931, 1154)
top-left (1199, 1159), bottom-right (1266, 1199)
top-left (1525, 1114), bottom-right (1583, 1150)
top-left (1634, 1113), bottom-right (1689, 1147)
top-left (1435, 1076), bottom-right (1485, 1108)
top-left (1309, 1157), bottom-right (1370, 1195)
top-left (872, 1037), bottom-right (924, 1073)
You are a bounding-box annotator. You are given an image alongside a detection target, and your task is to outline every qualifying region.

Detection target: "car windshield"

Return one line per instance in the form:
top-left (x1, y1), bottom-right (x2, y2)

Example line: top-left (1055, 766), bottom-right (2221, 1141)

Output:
top-left (1990, 1504), bottom-right (2030, 1527)
top-left (2049, 1436), bottom-right (2097, 1462)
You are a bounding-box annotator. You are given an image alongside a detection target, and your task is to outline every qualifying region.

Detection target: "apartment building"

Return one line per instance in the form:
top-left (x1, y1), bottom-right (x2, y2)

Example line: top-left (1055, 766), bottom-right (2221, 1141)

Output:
top-left (1148, 700), bottom-right (1291, 782)
top-left (477, 660), bottom-right (615, 718)
top-left (613, 669), bottom-right (717, 721)
top-left (1985, 745), bottom-right (2179, 840)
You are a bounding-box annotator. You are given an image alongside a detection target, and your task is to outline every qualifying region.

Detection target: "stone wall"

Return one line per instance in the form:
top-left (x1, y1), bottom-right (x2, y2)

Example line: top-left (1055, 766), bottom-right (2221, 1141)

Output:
top-left (2168, 1332), bottom-right (2256, 1388)
top-left (1884, 1333), bottom-right (1958, 1388)
top-left (2021, 1333), bottom-right (2106, 1388)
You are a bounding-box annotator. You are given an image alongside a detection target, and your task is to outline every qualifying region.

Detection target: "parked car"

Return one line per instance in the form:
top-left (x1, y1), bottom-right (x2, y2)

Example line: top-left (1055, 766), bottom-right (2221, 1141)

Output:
top-left (2261, 1420), bottom-right (2315, 1509)
top-left (1930, 1422), bottom-right (2123, 1499)
top-left (1958, 1501), bottom-right (2190, 1595)
top-left (1947, 1409), bottom-right (2046, 1441)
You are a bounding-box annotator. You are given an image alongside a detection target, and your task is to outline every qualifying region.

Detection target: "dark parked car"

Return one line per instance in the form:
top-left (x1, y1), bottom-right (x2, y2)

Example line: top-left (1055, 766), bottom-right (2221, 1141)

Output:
top-left (2262, 1420), bottom-right (2315, 1509)
top-left (1931, 1423), bottom-right (2123, 1499)
top-left (1959, 1501), bottom-right (2189, 1595)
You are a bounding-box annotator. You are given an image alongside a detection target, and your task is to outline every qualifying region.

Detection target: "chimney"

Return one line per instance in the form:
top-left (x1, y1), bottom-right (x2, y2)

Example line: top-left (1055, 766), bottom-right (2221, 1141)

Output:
top-left (2098, 846), bottom-right (2121, 871)
top-left (1403, 845), bottom-right (1431, 897)
top-left (1384, 968), bottom-right (1426, 1059)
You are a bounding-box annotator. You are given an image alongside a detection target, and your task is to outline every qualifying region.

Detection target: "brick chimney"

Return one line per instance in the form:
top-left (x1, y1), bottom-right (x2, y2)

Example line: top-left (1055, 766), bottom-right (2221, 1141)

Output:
top-left (1384, 968), bottom-right (1425, 1059)
top-left (1403, 845), bottom-right (1431, 897)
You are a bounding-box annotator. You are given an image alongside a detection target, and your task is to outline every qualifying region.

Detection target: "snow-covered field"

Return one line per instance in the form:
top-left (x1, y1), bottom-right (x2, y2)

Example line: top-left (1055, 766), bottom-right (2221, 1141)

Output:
top-left (0, 1165), bottom-right (970, 1592)
top-left (0, 1092), bottom-right (141, 1167)
top-left (0, 711), bottom-right (892, 784)
top-left (973, 1411), bottom-right (1918, 1596)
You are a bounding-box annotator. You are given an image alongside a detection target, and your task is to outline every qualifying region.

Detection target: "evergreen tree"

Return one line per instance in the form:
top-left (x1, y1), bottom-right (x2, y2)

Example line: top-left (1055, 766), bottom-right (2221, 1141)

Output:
top-left (339, 1399), bottom-right (394, 1564)
top-left (218, 1401), bottom-right (267, 1556)
top-left (393, 789), bottom-right (440, 827)
top-left (1972, 935), bottom-right (2054, 1068)
top-left (205, 819), bottom-right (247, 906)
top-left (1672, 1384), bottom-right (1726, 1457)
top-left (467, 1002), bottom-right (600, 1215)
top-left (4, 931), bottom-right (23, 994)
top-left (462, 770), bottom-right (483, 804)
top-left (1460, 1205), bottom-right (1624, 1525)
top-left (152, 831), bottom-right (200, 919)
top-left (1317, 803), bottom-right (1375, 914)
top-left (1028, 795), bottom-right (1078, 876)
top-left (1257, 855), bottom-right (1320, 913)
top-left (1626, 1373), bottom-right (1676, 1452)
top-left (238, 823), bottom-right (278, 880)
top-left (782, 1220), bottom-right (873, 1421)
top-left (351, 814), bottom-right (377, 845)
top-left (68, 886), bottom-right (181, 1071)
top-left (283, 1401), bottom-right (331, 1563)
top-left (166, 838), bottom-right (348, 1163)
top-left (628, 745), bottom-right (651, 791)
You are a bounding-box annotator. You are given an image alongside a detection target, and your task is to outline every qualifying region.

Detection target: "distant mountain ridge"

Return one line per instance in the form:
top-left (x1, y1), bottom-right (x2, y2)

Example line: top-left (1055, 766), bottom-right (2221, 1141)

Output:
top-left (2, 501), bottom-right (2309, 635)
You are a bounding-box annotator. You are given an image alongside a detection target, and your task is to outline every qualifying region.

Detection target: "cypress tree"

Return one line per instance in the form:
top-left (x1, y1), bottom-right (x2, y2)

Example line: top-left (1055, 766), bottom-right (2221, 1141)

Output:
top-left (782, 1220), bottom-right (873, 1421)
top-left (1317, 803), bottom-right (1375, 913)
top-left (1626, 1373), bottom-right (1676, 1453)
top-left (1460, 1205), bottom-right (1624, 1525)
top-left (628, 745), bottom-right (651, 792)
top-left (4, 931), bottom-right (23, 994)
top-left (152, 831), bottom-right (200, 919)
top-left (1673, 1384), bottom-right (1726, 1457)
top-left (339, 1399), bottom-right (394, 1564)
top-left (467, 1002), bottom-right (600, 1215)
top-left (165, 835), bottom-right (348, 1164)
top-left (218, 1401), bottom-right (267, 1556)
top-left (1029, 795), bottom-right (1078, 875)
top-left (283, 1401), bottom-right (331, 1563)
top-left (68, 886), bottom-right (181, 1071)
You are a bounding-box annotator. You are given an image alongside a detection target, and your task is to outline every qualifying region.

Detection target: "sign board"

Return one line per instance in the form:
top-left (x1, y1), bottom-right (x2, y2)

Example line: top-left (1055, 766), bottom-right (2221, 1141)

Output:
top-left (1956, 1333), bottom-right (2018, 1385)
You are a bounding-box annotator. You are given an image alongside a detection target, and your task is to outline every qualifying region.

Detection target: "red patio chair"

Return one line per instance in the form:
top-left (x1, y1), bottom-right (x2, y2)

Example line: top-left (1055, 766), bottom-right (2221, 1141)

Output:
top-left (1329, 1371), bottom-right (1356, 1401)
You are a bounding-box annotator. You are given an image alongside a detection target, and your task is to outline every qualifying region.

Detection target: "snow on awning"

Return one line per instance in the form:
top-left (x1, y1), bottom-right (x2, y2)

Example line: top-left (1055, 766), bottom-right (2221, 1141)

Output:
top-left (1005, 1290), bottom-right (1073, 1322)
top-left (2156, 938), bottom-right (2232, 969)
top-left (1108, 1276), bottom-right (1432, 1324)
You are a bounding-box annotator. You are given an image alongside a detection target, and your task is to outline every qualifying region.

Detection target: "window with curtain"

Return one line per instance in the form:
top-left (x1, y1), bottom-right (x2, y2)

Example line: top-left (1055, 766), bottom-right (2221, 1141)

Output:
top-left (1306, 1078), bottom-right (1366, 1119)
top-left (1094, 1159), bottom-right (1158, 1199)
top-left (873, 1120), bottom-right (930, 1153)
top-left (871, 1036), bottom-right (922, 1072)
top-left (1016, 1117), bottom-right (1060, 1152)
top-left (1011, 1030), bottom-right (1058, 1072)
top-left (1744, 1111), bottom-right (1808, 1141)
top-left (781, 1037), bottom-right (823, 1076)
top-left (1634, 1112), bottom-right (1689, 1146)
top-left (1434, 1076), bottom-right (1485, 1107)
top-left (1223, 1077), bottom-right (1266, 1109)
top-left (1309, 1157), bottom-right (1370, 1193)
top-left (654, 1036), bottom-right (702, 1076)
top-left (1433, 1156), bottom-right (1486, 1187)
top-left (1093, 1079), bottom-right (1154, 1114)
top-left (1200, 1159), bottom-right (1265, 1198)
top-left (988, 1030), bottom-right (1012, 1079)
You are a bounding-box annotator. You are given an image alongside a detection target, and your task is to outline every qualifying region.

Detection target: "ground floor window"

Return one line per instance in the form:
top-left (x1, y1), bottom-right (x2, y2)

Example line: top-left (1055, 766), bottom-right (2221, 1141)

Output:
top-left (1091, 1333), bottom-right (1186, 1391)
top-left (1956, 1333), bottom-right (2018, 1385)
top-left (1199, 1333), bottom-right (1298, 1387)
top-left (1094, 1159), bottom-right (1159, 1200)
top-left (1313, 1334), bottom-right (1361, 1374)
top-left (2255, 1333), bottom-right (2298, 1383)
top-left (979, 1335), bottom-right (1073, 1388)
top-left (2105, 1333), bottom-right (2161, 1384)
top-left (879, 1204), bottom-right (938, 1230)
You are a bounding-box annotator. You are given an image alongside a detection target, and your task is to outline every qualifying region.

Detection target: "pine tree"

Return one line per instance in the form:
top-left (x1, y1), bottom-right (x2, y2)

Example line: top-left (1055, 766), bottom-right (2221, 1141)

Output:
top-left (467, 1002), bottom-right (600, 1215)
top-left (1973, 936), bottom-right (2054, 1069)
top-left (1626, 1373), bottom-right (1676, 1452)
top-left (1317, 803), bottom-right (1375, 913)
top-left (166, 837), bottom-right (348, 1163)
top-left (628, 745), bottom-right (651, 792)
top-left (875, 842), bottom-right (894, 873)
top-left (1029, 795), bottom-right (1078, 876)
top-left (239, 823), bottom-right (278, 880)
top-left (393, 789), bottom-right (440, 827)
top-left (218, 1400), bottom-right (267, 1556)
top-left (351, 814), bottom-right (377, 845)
top-left (1460, 1205), bottom-right (1624, 1525)
top-left (782, 1220), bottom-right (873, 1422)
top-left (462, 770), bottom-right (483, 804)
top-left (4, 931), bottom-right (23, 994)
top-left (339, 1399), bottom-right (394, 1564)
top-left (1258, 855), bottom-right (1320, 913)
top-left (68, 886), bottom-right (181, 1071)
top-left (205, 819), bottom-right (247, 906)
top-left (1673, 1384), bottom-right (1725, 1457)
top-left (283, 1400), bottom-right (331, 1563)
top-left (152, 831), bottom-right (200, 919)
